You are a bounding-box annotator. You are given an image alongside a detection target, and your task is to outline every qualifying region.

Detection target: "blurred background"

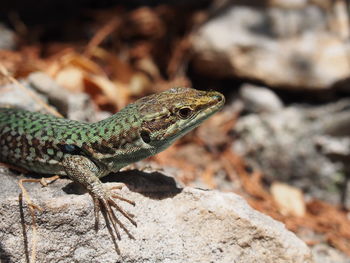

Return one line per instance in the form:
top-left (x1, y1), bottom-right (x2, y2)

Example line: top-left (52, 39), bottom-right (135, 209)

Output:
top-left (0, 0), bottom-right (350, 261)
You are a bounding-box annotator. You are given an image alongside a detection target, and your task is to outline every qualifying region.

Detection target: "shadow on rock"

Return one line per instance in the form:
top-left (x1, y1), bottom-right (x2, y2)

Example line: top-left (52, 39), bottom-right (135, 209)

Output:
top-left (62, 169), bottom-right (182, 200)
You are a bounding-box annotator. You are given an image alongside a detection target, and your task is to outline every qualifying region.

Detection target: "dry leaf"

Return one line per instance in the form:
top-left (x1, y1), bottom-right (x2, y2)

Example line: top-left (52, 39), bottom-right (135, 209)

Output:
top-left (84, 75), bottom-right (129, 109)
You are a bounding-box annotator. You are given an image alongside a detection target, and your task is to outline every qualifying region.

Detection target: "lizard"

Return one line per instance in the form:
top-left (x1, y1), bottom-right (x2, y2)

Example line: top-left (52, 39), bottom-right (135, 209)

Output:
top-left (0, 86), bottom-right (225, 251)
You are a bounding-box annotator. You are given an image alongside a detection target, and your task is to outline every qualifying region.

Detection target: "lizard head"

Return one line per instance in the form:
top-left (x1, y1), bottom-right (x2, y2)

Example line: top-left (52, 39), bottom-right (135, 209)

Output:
top-left (137, 87), bottom-right (225, 148)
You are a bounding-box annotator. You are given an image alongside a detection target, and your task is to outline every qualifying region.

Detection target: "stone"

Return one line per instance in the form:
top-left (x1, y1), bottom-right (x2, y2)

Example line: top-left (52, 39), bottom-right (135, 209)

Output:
top-left (0, 169), bottom-right (313, 263)
top-left (0, 24), bottom-right (16, 50)
top-left (233, 98), bottom-right (350, 205)
top-left (239, 84), bottom-right (283, 113)
top-left (192, 5), bottom-right (350, 90)
top-left (0, 72), bottom-right (102, 122)
top-left (311, 243), bottom-right (350, 263)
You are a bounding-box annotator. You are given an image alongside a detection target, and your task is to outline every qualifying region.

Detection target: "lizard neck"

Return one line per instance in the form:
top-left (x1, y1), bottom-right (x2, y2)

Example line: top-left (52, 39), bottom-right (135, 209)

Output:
top-left (84, 104), bottom-right (157, 173)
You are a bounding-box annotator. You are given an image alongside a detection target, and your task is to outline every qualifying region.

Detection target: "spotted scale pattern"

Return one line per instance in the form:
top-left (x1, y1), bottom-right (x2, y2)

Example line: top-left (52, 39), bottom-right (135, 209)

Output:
top-left (0, 87), bottom-right (225, 177)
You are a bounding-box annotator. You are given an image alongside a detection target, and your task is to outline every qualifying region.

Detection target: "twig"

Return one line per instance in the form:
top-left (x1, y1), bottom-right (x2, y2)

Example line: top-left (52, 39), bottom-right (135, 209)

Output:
top-left (84, 18), bottom-right (120, 58)
top-left (18, 175), bottom-right (60, 263)
top-left (0, 63), bottom-right (62, 117)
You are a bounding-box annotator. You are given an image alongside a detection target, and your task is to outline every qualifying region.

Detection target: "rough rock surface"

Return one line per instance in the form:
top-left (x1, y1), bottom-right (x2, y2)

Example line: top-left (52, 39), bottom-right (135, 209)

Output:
top-left (0, 168), bottom-right (313, 263)
top-left (192, 5), bottom-right (350, 90)
top-left (234, 87), bottom-right (350, 205)
top-left (0, 72), bottom-right (103, 123)
top-left (311, 244), bottom-right (350, 263)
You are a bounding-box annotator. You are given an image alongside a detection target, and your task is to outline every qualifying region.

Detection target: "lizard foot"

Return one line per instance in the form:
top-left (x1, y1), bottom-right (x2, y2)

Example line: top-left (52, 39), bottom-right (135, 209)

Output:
top-left (91, 183), bottom-right (136, 253)
top-left (62, 155), bottom-right (137, 253)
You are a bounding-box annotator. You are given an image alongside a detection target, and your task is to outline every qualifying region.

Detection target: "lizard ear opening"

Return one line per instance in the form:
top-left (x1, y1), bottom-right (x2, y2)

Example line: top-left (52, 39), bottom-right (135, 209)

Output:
top-left (58, 144), bottom-right (82, 155)
top-left (140, 130), bottom-right (151, 144)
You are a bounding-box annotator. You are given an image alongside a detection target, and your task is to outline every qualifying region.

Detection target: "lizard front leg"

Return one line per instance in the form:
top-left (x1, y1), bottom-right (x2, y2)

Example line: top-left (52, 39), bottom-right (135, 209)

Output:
top-left (61, 155), bottom-right (136, 253)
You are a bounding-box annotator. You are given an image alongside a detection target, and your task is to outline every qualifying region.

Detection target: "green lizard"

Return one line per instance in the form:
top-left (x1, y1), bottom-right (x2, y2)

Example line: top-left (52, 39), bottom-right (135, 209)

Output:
top-left (0, 86), bottom-right (224, 250)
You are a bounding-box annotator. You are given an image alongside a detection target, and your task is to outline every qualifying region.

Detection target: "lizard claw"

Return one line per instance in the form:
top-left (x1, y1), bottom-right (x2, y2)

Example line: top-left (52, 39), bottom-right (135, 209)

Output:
top-left (91, 184), bottom-right (136, 253)
top-left (62, 155), bottom-right (136, 253)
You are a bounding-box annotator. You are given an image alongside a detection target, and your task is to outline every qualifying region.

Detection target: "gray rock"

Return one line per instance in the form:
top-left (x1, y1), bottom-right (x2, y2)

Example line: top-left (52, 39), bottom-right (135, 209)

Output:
top-left (311, 243), bottom-right (350, 263)
top-left (0, 72), bottom-right (101, 122)
top-left (0, 24), bottom-right (16, 50)
top-left (27, 72), bottom-right (70, 114)
top-left (192, 5), bottom-right (350, 89)
top-left (233, 98), bottom-right (350, 205)
top-left (0, 169), bottom-right (313, 263)
top-left (239, 84), bottom-right (284, 113)
top-left (0, 81), bottom-right (48, 112)
top-left (27, 72), bottom-right (100, 122)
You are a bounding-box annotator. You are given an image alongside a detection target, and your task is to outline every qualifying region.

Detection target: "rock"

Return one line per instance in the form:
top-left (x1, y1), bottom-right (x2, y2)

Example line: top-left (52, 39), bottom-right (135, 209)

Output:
top-left (27, 72), bottom-right (70, 114)
top-left (0, 23), bottom-right (16, 50)
top-left (192, 5), bottom-right (350, 90)
top-left (233, 98), bottom-right (350, 205)
top-left (0, 169), bottom-right (313, 263)
top-left (311, 243), bottom-right (350, 263)
top-left (0, 72), bottom-right (102, 122)
top-left (239, 84), bottom-right (283, 113)
top-left (0, 81), bottom-right (48, 112)
top-left (27, 72), bottom-right (101, 122)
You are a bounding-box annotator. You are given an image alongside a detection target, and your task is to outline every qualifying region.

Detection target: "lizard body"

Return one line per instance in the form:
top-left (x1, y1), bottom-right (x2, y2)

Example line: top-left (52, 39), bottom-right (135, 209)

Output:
top-left (0, 87), bottom-right (224, 250)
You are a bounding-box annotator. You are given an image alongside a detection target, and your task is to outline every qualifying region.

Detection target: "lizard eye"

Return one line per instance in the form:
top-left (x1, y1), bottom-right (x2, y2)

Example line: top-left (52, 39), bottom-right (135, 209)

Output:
top-left (140, 130), bottom-right (151, 144)
top-left (178, 107), bottom-right (193, 119)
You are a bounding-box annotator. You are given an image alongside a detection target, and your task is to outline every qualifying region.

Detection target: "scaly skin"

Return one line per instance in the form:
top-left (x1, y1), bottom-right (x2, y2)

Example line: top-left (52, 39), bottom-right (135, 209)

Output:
top-left (0, 87), bottom-right (225, 252)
